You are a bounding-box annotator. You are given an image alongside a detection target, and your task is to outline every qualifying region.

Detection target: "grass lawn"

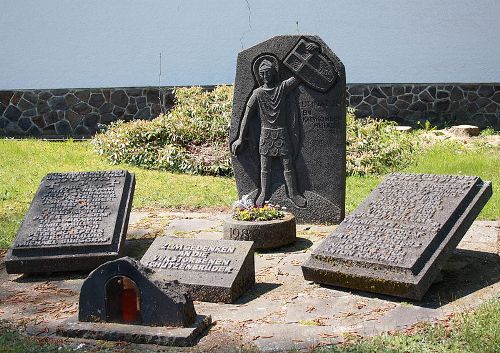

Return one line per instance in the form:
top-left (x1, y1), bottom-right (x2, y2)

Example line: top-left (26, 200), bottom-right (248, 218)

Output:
top-left (318, 298), bottom-right (500, 353)
top-left (0, 138), bottom-right (498, 248)
top-left (0, 139), bottom-right (236, 249)
top-left (405, 140), bottom-right (499, 219)
top-left (0, 137), bottom-right (498, 351)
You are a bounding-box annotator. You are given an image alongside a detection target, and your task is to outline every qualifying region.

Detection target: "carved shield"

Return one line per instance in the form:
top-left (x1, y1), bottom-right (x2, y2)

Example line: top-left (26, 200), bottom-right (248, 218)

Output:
top-left (284, 38), bottom-right (337, 92)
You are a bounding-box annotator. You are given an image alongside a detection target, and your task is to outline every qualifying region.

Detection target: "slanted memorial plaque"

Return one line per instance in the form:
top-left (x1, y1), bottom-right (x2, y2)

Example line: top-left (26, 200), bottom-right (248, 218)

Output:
top-left (230, 35), bottom-right (346, 224)
top-left (5, 170), bottom-right (135, 274)
top-left (141, 237), bottom-right (254, 303)
top-left (302, 173), bottom-right (492, 300)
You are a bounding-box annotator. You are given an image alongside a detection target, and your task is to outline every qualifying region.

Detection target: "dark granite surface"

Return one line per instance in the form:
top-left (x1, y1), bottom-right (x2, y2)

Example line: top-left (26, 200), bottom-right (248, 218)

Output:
top-left (141, 237), bottom-right (255, 303)
top-left (79, 257), bottom-right (196, 327)
top-left (302, 173), bottom-right (493, 300)
top-left (5, 170), bottom-right (135, 274)
top-left (230, 35), bottom-right (346, 224)
top-left (57, 314), bottom-right (211, 347)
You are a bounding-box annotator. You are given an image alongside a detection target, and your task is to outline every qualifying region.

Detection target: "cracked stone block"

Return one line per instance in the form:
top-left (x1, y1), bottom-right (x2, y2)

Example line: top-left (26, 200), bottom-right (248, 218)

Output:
top-left (22, 107), bottom-right (37, 117)
top-left (22, 91), bottom-right (38, 104)
top-left (99, 102), bottom-right (113, 114)
top-left (66, 110), bottom-right (82, 129)
top-left (134, 107), bottom-right (150, 120)
top-left (83, 113), bottom-right (100, 127)
top-left (75, 90), bottom-right (90, 102)
top-left (10, 92), bottom-right (22, 105)
top-left (4, 105), bottom-right (22, 121)
top-left (48, 96), bottom-right (68, 110)
top-left (449, 125), bottom-right (480, 137)
top-left (18, 117), bottom-right (33, 131)
top-left (55, 119), bottom-right (73, 135)
top-left (39, 91), bottom-right (53, 100)
top-left (89, 93), bottom-right (105, 108)
top-left (0, 91), bottom-right (14, 105)
top-left (111, 90), bottom-right (128, 108)
top-left (72, 102), bottom-right (92, 115)
top-left (65, 93), bottom-right (80, 107)
top-left (36, 101), bottom-right (50, 114)
top-left (113, 106), bottom-right (125, 117)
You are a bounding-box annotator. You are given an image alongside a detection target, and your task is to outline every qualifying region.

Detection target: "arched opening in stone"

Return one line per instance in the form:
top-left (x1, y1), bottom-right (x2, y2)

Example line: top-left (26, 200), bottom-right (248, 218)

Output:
top-left (105, 276), bottom-right (141, 324)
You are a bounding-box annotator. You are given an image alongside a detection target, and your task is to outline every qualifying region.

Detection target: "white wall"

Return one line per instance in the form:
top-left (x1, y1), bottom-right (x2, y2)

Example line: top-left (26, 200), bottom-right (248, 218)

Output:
top-left (1, 0), bottom-right (499, 89)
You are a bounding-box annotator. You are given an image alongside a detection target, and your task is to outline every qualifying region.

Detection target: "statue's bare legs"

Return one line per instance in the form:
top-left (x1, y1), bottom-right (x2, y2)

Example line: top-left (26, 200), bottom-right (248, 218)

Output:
top-left (256, 155), bottom-right (307, 207)
top-left (256, 155), bottom-right (271, 206)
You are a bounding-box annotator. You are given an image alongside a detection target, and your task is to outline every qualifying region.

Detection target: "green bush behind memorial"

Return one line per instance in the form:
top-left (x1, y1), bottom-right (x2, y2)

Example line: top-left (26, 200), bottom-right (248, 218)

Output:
top-left (92, 86), bottom-right (417, 177)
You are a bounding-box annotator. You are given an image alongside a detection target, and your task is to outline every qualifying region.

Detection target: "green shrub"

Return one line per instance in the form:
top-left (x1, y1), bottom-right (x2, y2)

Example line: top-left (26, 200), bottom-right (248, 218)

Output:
top-left (92, 86), bottom-right (233, 176)
top-left (92, 87), bottom-right (417, 177)
top-left (346, 110), bottom-right (417, 175)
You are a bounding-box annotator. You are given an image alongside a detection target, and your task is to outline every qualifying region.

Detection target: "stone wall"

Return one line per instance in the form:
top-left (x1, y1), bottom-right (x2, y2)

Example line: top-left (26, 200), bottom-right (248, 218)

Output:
top-left (0, 87), bottom-right (176, 138)
top-left (1, 84), bottom-right (498, 138)
top-left (348, 83), bottom-right (499, 129)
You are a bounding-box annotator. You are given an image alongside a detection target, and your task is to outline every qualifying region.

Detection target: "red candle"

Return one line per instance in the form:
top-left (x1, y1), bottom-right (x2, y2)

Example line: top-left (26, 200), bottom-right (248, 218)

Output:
top-left (121, 287), bottom-right (138, 323)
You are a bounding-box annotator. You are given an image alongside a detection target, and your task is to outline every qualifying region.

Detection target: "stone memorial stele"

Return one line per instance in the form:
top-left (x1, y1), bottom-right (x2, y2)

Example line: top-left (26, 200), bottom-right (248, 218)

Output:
top-left (57, 257), bottom-right (211, 346)
top-left (5, 170), bottom-right (135, 274)
top-left (302, 173), bottom-right (493, 300)
top-left (141, 237), bottom-right (255, 303)
top-left (230, 35), bottom-right (346, 224)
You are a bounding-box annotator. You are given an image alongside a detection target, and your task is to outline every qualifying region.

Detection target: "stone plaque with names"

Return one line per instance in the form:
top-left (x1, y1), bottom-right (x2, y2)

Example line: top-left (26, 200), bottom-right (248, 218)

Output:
top-left (141, 237), bottom-right (255, 303)
top-left (302, 173), bottom-right (492, 300)
top-left (5, 170), bottom-right (135, 274)
top-left (230, 35), bottom-right (346, 224)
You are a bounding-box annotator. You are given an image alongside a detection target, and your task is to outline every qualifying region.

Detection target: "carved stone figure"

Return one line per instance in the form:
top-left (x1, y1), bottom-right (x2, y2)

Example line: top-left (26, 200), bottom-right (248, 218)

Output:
top-left (230, 35), bottom-right (346, 224)
top-left (232, 48), bottom-right (318, 207)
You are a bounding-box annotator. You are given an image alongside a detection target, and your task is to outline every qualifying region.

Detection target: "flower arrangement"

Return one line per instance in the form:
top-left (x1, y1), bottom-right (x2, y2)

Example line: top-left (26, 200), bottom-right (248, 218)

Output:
top-left (232, 197), bottom-right (286, 221)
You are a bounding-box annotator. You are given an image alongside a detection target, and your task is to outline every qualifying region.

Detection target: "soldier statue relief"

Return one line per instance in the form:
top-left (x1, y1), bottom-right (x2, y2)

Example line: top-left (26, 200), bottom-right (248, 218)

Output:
top-left (232, 43), bottom-right (320, 207)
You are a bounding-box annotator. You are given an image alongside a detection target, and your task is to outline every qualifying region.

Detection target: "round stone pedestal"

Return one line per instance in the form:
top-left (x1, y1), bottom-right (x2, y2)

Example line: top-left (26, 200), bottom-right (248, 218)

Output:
top-left (223, 213), bottom-right (296, 250)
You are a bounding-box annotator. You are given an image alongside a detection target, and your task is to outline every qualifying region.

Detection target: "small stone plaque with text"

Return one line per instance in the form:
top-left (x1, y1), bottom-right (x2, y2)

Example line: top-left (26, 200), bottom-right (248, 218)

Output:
top-left (302, 173), bottom-right (492, 300)
top-left (5, 170), bottom-right (135, 274)
top-left (141, 237), bottom-right (254, 303)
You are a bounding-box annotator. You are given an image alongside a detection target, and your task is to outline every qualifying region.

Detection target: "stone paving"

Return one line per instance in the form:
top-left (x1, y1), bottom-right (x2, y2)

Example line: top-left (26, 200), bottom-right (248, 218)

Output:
top-left (0, 210), bottom-right (498, 352)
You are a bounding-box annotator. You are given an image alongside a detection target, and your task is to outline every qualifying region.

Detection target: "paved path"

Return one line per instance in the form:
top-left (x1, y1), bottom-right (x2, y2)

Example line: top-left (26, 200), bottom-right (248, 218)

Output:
top-left (1, 210), bottom-right (498, 352)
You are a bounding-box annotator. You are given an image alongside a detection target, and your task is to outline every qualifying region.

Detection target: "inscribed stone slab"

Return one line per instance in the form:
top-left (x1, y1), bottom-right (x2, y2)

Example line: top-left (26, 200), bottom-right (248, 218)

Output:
top-left (141, 237), bottom-right (254, 303)
top-left (5, 170), bottom-right (135, 274)
top-left (230, 35), bottom-right (346, 224)
top-left (302, 173), bottom-right (492, 300)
